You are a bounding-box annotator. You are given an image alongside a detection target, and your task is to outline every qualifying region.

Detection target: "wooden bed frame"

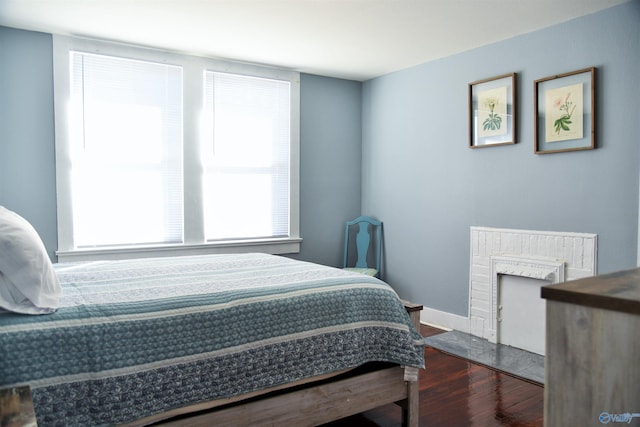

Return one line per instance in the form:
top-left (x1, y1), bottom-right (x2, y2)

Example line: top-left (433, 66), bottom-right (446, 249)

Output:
top-left (131, 301), bottom-right (424, 427)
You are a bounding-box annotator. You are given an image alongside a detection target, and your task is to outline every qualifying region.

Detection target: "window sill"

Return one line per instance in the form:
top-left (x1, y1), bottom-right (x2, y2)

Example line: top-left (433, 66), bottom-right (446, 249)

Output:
top-left (56, 237), bottom-right (302, 263)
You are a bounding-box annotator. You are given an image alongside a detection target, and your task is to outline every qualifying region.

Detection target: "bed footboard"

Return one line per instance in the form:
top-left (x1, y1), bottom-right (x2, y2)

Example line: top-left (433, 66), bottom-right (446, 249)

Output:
top-left (156, 365), bottom-right (415, 427)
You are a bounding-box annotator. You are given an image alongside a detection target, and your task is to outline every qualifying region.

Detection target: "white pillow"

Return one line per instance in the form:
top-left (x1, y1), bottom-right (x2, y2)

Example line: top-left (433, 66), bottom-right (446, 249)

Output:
top-left (0, 206), bottom-right (61, 314)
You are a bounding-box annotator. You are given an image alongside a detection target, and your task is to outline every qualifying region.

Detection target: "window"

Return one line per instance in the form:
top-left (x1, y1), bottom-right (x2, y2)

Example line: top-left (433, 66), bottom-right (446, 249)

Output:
top-left (69, 52), bottom-right (184, 247)
top-left (202, 72), bottom-right (291, 241)
top-left (53, 36), bottom-right (300, 261)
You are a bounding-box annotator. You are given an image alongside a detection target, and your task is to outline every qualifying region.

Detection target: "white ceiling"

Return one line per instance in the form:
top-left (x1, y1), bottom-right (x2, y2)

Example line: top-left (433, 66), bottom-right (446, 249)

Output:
top-left (0, 0), bottom-right (629, 81)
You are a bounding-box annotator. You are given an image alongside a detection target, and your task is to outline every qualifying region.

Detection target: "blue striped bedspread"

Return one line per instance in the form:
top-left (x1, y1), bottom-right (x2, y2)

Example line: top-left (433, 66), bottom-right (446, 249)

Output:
top-left (0, 253), bottom-right (424, 426)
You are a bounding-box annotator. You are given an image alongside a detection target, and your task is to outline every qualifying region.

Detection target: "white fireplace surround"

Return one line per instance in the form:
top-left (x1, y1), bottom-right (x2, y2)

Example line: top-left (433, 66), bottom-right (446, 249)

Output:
top-left (420, 227), bottom-right (598, 335)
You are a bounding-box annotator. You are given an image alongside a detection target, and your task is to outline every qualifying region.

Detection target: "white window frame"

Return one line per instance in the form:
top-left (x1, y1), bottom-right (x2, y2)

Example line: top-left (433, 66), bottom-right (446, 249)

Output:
top-left (53, 36), bottom-right (300, 262)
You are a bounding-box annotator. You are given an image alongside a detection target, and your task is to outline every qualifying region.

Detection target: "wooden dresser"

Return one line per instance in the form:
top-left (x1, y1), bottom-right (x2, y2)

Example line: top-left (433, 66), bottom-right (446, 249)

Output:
top-left (541, 268), bottom-right (640, 426)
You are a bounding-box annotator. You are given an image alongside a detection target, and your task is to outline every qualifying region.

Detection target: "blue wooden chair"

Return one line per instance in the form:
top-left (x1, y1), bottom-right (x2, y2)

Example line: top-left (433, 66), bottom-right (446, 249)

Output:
top-left (342, 216), bottom-right (382, 278)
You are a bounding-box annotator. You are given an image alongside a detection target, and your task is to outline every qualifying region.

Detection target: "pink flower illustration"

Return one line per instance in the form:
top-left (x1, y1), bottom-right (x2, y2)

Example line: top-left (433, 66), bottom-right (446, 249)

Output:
top-left (553, 91), bottom-right (576, 134)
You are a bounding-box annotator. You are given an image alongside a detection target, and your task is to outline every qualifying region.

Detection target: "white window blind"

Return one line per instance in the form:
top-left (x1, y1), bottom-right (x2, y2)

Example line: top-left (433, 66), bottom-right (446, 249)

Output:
top-left (69, 52), bottom-right (183, 247)
top-left (202, 72), bottom-right (291, 240)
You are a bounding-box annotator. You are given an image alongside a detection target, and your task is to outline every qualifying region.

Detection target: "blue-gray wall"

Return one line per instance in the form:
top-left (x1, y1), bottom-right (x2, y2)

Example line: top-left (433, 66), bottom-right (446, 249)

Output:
top-left (0, 27), bottom-right (57, 260)
top-left (362, 1), bottom-right (640, 316)
top-left (0, 26), bottom-right (363, 266)
top-left (291, 74), bottom-right (362, 266)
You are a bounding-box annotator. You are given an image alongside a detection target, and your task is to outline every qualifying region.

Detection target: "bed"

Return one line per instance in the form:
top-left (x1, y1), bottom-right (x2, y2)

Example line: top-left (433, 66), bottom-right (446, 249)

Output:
top-left (0, 252), bottom-right (425, 426)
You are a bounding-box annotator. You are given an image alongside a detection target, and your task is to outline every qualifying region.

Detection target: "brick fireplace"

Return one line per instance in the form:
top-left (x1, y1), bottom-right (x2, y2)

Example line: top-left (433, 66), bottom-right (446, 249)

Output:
top-left (469, 227), bottom-right (597, 349)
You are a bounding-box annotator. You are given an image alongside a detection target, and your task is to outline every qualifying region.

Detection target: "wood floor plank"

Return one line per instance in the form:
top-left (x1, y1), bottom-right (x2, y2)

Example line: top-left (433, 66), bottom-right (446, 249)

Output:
top-left (322, 325), bottom-right (544, 427)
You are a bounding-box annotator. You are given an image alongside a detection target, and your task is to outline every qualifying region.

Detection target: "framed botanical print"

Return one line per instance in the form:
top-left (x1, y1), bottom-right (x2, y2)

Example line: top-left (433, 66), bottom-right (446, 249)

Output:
top-left (534, 67), bottom-right (595, 154)
top-left (469, 73), bottom-right (517, 148)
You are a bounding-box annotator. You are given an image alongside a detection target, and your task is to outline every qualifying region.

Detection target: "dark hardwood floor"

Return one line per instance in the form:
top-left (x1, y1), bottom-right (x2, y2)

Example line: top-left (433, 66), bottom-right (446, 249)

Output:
top-left (325, 325), bottom-right (544, 427)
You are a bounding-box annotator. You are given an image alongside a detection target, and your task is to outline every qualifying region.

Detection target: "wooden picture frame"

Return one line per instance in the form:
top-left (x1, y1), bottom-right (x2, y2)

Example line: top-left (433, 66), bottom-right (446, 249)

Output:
top-left (469, 73), bottom-right (517, 148)
top-left (534, 67), bottom-right (595, 154)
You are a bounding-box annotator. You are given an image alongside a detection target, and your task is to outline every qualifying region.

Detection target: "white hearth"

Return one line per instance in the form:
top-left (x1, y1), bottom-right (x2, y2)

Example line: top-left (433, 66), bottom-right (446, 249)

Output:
top-left (469, 227), bottom-right (597, 352)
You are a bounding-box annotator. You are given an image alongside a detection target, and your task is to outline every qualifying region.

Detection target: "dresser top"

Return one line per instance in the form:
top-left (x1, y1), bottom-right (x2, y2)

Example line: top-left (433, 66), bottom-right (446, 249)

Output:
top-left (541, 268), bottom-right (640, 315)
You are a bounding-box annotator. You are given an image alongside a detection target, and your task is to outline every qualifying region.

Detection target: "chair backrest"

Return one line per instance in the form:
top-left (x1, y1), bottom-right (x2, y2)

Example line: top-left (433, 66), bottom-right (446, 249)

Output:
top-left (342, 215), bottom-right (382, 275)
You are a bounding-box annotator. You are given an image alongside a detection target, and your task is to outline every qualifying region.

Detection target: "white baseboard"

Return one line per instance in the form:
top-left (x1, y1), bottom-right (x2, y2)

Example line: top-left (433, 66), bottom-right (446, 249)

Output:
top-left (420, 306), bottom-right (470, 333)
